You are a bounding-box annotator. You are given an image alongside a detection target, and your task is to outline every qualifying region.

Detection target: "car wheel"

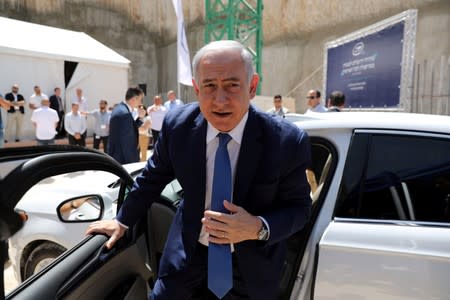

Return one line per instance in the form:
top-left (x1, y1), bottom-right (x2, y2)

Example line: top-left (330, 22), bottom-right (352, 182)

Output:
top-left (24, 242), bottom-right (66, 280)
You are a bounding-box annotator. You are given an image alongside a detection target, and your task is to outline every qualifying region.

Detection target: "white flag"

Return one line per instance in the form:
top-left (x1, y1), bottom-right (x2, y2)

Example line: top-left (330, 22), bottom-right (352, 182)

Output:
top-left (171, 0), bottom-right (193, 86)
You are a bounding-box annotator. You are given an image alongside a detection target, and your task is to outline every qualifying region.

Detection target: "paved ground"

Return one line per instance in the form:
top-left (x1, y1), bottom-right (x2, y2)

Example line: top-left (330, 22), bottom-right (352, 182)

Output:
top-left (4, 262), bottom-right (18, 294)
top-left (4, 136), bottom-right (98, 148)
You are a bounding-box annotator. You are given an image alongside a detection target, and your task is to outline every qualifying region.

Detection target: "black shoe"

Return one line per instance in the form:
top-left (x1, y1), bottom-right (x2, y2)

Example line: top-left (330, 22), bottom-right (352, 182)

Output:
top-left (15, 139), bottom-right (20, 142)
top-left (4, 140), bottom-right (7, 143)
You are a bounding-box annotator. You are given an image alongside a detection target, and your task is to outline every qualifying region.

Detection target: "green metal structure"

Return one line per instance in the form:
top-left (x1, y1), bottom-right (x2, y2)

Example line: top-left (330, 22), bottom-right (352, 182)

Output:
top-left (205, 0), bottom-right (263, 93)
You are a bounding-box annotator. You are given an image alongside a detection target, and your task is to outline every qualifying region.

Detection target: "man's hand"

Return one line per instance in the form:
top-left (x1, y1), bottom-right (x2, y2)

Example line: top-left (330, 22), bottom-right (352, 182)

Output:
top-left (85, 220), bottom-right (126, 249)
top-left (202, 200), bottom-right (262, 244)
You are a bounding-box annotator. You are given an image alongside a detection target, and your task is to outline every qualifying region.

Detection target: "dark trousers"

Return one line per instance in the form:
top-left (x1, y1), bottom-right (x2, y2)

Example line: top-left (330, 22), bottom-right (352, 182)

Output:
top-left (151, 130), bottom-right (160, 146)
top-left (68, 133), bottom-right (86, 146)
top-left (56, 111), bottom-right (65, 137)
top-left (151, 243), bottom-right (250, 300)
top-left (93, 136), bottom-right (109, 153)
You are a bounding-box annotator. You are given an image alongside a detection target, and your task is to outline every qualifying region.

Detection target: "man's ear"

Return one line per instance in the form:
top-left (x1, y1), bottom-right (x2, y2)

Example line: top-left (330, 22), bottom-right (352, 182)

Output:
top-left (192, 79), bottom-right (200, 95)
top-left (249, 74), bottom-right (259, 99)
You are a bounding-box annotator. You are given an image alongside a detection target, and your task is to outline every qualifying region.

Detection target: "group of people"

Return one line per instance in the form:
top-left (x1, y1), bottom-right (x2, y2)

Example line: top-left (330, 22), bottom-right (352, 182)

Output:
top-left (0, 84), bottom-right (185, 162)
top-left (0, 85), bottom-right (91, 146)
top-left (267, 89), bottom-right (346, 118)
top-left (108, 89), bottom-right (184, 164)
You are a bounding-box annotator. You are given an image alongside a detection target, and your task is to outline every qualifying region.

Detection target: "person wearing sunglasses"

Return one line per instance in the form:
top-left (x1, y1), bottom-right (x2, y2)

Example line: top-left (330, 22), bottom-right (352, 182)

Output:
top-left (305, 89), bottom-right (327, 113)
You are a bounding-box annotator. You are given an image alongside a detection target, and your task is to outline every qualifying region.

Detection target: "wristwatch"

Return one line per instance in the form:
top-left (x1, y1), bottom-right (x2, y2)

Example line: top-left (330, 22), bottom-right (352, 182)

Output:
top-left (257, 222), bottom-right (269, 241)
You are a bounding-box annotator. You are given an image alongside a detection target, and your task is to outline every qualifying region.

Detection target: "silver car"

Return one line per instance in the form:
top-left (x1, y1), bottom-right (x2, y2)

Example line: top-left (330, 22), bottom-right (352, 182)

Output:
top-left (1, 112), bottom-right (449, 299)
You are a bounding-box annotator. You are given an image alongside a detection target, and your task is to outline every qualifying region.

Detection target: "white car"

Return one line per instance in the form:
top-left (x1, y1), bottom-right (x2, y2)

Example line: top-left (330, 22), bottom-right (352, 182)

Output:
top-left (1, 111), bottom-right (449, 299)
top-left (8, 161), bottom-right (147, 282)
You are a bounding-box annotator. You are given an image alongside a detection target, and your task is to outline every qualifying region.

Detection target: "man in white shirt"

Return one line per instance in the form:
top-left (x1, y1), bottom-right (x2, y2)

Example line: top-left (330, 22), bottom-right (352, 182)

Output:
top-left (65, 102), bottom-right (87, 146)
top-left (305, 89), bottom-right (328, 113)
top-left (147, 95), bottom-right (167, 145)
top-left (164, 90), bottom-right (184, 111)
top-left (267, 94), bottom-right (289, 118)
top-left (30, 96), bottom-right (59, 145)
top-left (29, 86), bottom-right (49, 110)
top-left (72, 88), bottom-right (88, 113)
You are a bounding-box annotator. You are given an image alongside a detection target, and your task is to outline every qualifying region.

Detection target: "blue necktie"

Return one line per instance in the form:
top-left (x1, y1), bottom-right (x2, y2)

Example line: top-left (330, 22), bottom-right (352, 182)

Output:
top-left (208, 133), bottom-right (233, 299)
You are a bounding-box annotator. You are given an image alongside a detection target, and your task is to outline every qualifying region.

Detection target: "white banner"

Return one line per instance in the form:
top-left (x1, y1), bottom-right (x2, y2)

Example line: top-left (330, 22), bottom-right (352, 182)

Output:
top-left (171, 0), bottom-right (193, 86)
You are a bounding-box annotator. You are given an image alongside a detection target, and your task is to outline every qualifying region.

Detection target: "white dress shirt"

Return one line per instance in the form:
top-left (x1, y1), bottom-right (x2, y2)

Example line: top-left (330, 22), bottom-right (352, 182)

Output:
top-left (198, 112), bottom-right (269, 246)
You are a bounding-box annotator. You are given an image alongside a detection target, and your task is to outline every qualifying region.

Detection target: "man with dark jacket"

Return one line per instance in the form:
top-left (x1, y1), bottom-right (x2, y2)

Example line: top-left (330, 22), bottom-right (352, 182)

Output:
top-left (107, 86), bottom-right (146, 164)
top-left (49, 87), bottom-right (66, 138)
top-left (4, 84), bottom-right (25, 142)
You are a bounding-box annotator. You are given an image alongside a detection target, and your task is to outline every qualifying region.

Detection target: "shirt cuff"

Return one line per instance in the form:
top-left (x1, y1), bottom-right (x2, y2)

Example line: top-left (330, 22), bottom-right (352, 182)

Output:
top-left (257, 216), bottom-right (270, 240)
top-left (114, 218), bottom-right (129, 230)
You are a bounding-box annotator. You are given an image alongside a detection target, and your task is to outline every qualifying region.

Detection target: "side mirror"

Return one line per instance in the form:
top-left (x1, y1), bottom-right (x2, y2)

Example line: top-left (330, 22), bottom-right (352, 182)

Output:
top-left (57, 195), bottom-right (104, 222)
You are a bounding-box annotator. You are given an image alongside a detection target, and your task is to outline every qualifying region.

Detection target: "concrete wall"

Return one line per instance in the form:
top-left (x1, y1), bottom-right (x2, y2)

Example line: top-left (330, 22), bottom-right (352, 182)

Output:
top-left (0, 0), bottom-right (448, 113)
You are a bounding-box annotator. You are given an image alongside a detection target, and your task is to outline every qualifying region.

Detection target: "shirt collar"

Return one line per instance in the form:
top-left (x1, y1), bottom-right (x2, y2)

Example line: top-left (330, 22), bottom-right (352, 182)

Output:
top-left (206, 111), bottom-right (249, 145)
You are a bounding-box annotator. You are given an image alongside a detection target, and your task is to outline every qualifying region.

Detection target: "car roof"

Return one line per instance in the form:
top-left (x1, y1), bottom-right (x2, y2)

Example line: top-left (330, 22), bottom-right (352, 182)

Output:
top-left (294, 112), bottom-right (450, 134)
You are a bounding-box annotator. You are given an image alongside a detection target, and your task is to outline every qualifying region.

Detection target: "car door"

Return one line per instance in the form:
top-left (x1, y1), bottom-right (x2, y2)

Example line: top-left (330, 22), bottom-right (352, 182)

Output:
top-left (0, 146), bottom-right (158, 299)
top-left (313, 130), bottom-right (450, 299)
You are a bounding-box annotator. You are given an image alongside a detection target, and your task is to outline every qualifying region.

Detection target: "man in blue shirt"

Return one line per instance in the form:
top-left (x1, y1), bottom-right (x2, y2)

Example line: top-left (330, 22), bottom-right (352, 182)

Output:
top-left (164, 90), bottom-right (184, 111)
top-left (86, 100), bottom-right (111, 153)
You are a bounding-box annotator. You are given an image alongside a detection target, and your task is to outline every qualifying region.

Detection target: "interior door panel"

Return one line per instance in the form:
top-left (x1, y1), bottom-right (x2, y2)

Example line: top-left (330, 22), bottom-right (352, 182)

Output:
top-left (60, 235), bottom-right (152, 300)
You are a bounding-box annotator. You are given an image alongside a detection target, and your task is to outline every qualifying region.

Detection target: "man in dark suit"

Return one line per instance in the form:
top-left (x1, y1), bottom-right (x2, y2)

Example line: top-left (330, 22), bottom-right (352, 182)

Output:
top-left (4, 84), bottom-right (25, 142)
top-left (49, 87), bottom-right (66, 138)
top-left (326, 90), bottom-right (346, 112)
top-left (87, 40), bottom-right (312, 299)
top-left (107, 86), bottom-right (145, 164)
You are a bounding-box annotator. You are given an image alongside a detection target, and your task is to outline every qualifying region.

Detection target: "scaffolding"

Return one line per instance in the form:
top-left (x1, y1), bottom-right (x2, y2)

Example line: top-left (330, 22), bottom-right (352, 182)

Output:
top-left (205, 0), bottom-right (263, 93)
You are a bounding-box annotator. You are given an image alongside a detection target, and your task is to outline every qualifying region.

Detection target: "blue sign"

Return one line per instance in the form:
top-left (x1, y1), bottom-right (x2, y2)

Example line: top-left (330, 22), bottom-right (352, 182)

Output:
top-left (326, 21), bottom-right (404, 108)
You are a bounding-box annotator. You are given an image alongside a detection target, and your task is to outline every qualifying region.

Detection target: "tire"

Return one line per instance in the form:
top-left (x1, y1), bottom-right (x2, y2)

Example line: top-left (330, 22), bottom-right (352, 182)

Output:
top-left (23, 242), bottom-right (66, 280)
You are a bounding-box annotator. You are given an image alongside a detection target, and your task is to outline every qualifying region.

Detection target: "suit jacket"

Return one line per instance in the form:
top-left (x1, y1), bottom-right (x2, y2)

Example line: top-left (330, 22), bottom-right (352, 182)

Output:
top-left (107, 102), bottom-right (142, 164)
top-left (49, 94), bottom-right (64, 114)
top-left (5, 92), bottom-right (25, 114)
top-left (117, 103), bottom-right (312, 299)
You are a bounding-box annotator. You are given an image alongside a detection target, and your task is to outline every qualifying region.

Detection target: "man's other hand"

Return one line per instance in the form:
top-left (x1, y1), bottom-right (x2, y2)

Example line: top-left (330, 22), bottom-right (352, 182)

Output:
top-left (85, 219), bottom-right (127, 249)
top-left (202, 200), bottom-right (262, 244)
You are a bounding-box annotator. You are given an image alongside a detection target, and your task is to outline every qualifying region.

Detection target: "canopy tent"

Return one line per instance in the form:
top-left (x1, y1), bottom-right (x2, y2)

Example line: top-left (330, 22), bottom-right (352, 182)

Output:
top-left (0, 16), bottom-right (130, 140)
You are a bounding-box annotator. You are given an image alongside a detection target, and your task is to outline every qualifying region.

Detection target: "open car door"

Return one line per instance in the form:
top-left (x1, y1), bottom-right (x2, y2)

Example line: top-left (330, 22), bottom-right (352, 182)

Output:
top-left (0, 146), bottom-right (178, 300)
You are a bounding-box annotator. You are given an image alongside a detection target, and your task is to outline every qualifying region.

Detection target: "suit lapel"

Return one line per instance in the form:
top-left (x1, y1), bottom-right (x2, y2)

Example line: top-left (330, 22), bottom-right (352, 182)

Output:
top-left (233, 106), bottom-right (263, 207)
top-left (188, 112), bottom-right (207, 222)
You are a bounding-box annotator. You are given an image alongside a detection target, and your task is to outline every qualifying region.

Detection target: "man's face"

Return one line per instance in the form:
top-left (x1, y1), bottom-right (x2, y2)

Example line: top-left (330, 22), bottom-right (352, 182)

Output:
top-left (193, 48), bottom-right (258, 132)
top-left (34, 87), bottom-right (41, 95)
top-left (76, 89), bottom-right (82, 98)
top-left (129, 94), bottom-right (143, 109)
top-left (154, 96), bottom-right (162, 105)
top-left (274, 97), bottom-right (282, 109)
top-left (72, 104), bottom-right (79, 113)
top-left (167, 92), bottom-right (176, 101)
top-left (307, 90), bottom-right (320, 108)
top-left (55, 88), bottom-right (61, 96)
top-left (99, 101), bottom-right (107, 110)
top-left (12, 85), bottom-right (19, 93)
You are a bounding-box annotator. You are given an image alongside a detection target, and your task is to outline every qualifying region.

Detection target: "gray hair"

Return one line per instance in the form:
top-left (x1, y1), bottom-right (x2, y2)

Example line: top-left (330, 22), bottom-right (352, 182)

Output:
top-left (192, 40), bottom-right (255, 84)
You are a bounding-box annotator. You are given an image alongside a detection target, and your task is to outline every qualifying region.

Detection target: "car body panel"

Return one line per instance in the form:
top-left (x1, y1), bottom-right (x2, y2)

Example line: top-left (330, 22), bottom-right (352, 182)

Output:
top-left (314, 221), bottom-right (450, 300)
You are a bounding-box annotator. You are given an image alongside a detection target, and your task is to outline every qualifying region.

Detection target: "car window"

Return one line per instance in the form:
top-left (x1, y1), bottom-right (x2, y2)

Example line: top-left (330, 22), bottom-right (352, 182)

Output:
top-left (335, 132), bottom-right (450, 223)
top-left (307, 142), bottom-right (335, 202)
